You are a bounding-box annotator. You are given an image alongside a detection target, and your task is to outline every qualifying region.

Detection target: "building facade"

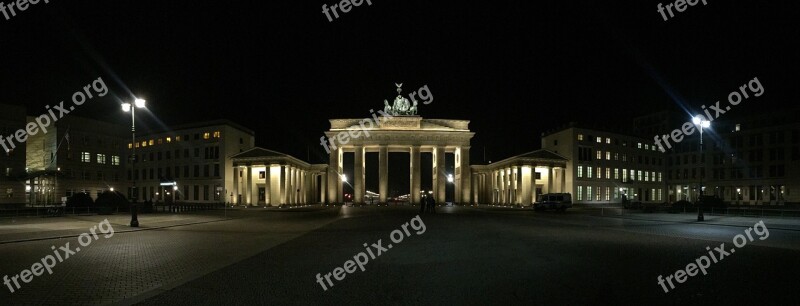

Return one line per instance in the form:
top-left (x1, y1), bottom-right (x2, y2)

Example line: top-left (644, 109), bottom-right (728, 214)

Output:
top-left (541, 123), bottom-right (667, 205)
top-left (0, 103), bottom-right (28, 206)
top-left (665, 109), bottom-right (800, 206)
top-left (128, 120), bottom-right (255, 204)
top-left (25, 116), bottom-right (129, 205)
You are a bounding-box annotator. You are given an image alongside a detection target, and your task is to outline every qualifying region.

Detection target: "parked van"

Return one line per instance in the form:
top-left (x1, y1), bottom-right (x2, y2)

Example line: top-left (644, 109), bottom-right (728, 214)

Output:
top-left (533, 193), bottom-right (572, 212)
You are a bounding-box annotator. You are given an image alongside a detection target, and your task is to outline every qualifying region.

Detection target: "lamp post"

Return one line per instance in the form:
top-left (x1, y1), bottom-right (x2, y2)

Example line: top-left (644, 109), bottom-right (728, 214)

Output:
top-left (123, 98), bottom-right (146, 227)
top-left (692, 115), bottom-right (711, 221)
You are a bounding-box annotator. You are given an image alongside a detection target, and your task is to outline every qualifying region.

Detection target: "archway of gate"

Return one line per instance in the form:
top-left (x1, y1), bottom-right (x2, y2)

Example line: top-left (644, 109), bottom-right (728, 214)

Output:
top-left (324, 116), bottom-right (474, 205)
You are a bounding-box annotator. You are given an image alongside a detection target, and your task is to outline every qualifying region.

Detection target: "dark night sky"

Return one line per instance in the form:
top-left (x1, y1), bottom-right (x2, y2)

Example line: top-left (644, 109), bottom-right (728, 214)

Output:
top-left (1, 0), bottom-right (796, 169)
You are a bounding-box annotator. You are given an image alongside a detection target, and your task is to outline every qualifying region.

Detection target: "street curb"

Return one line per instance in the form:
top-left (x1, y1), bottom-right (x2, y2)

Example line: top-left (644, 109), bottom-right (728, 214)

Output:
top-left (593, 214), bottom-right (800, 232)
top-left (0, 217), bottom-right (236, 245)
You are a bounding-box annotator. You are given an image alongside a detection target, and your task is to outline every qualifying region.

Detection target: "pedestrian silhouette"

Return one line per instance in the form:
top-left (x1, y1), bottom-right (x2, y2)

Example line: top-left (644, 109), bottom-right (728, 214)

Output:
top-left (420, 195), bottom-right (426, 214)
top-left (428, 195), bottom-right (436, 213)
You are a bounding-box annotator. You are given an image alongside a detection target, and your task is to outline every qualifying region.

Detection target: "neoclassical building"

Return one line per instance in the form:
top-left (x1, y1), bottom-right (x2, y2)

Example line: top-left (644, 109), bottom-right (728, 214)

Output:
top-left (230, 148), bottom-right (327, 206)
top-left (471, 150), bottom-right (568, 206)
top-left (323, 116), bottom-right (474, 205)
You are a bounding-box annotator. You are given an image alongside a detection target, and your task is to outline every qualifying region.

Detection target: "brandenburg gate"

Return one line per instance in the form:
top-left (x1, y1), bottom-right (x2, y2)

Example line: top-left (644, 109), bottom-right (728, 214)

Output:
top-left (324, 85), bottom-right (474, 205)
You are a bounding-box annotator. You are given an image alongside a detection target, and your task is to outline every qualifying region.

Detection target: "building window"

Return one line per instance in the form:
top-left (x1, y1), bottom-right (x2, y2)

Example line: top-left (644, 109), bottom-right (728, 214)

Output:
top-left (259, 171), bottom-right (266, 179)
top-left (605, 168), bottom-right (610, 180)
top-left (577, 166), bottom-right (583, 178)
top-left (214, 164), bottom-right (220, 177)
top-left (596, 137), bottom-right (602, 143)
top-left (96, 154), bottom-right (106, 164)
top-left (81, 152), bottom-right (91, 163)
top-left (622, 169), bottom-right (628, 182)
top-left (605, 137), bottom-right (611, 144)
top-left (578, 134), bottom-right (584, 141)
top-left (194, 165), bottom-right (200, 177)
top-left (111, 156), bottom-right (120, 166)
top-left (587, 167), bottom-right (593, 178)
top-left (203, 132), bottom-right (210, 140)
top-left (577, 186), bottom-right (583, 201)
top-left (605, 187), bottom-right (610, 201)
top-left (596, 150), bottom-right (602, 160)
top-left (595, 187), bottom-right (601, 201)
top-left (614, 168), bottom-right (619, 180)
top-left (587, 187), bottom-right (592, 201)
top-left (597, 167), bottom-right (601, 179)
top-left (535, 172), bottom-right (541, 180)
top-left (213, 131), bottom-right (221, 138)
top-left (606, 152), bottom-right (611, 160)
top-left (194, 185), bottom-right (200, 200)
top-left (204, 185), bottom-right (210, 200)
top-left (637, 142), bottom-right (642, 149)
top-left (204, 165), bottom-right (209, 177)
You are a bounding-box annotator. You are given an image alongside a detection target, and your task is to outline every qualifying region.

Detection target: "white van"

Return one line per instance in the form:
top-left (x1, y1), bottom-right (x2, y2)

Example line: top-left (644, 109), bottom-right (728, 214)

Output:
top-left (533, 193), bottom-right (572, 212)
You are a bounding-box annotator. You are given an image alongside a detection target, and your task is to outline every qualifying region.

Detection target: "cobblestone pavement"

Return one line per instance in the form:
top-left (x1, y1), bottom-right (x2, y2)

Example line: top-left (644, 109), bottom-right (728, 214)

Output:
top-left (2, 206), bottom-right (799, 305)
top-left (142, 206), bottom-right (800, 305)
top-left (0, 208), bottom-right (339, 305)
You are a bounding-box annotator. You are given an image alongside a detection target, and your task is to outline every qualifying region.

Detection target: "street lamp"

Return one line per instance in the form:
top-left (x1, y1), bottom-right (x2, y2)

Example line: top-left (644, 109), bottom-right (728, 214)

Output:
top-left (692, 115), bottom-right (711, 221)
top-left (122, 98), bottom-right (146, 227)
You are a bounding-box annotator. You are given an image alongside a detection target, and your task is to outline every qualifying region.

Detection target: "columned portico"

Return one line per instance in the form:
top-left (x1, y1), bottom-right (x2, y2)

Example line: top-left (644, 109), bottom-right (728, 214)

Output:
top-left (472, 150), bottom-right (568, 206)
top-left (231, 148), bottom-right (327, 207)
top-left (324, 116), bottom-right (474, 205)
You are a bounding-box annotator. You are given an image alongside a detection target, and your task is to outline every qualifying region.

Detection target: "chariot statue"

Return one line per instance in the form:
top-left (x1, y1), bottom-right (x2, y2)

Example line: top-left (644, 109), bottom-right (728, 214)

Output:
top-left (382, 83), bottom-right (418, 116)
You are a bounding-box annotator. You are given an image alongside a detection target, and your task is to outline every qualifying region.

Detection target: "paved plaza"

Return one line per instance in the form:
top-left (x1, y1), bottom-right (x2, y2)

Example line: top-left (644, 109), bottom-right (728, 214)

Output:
top-left (1, 206), bottom-right (799, 305)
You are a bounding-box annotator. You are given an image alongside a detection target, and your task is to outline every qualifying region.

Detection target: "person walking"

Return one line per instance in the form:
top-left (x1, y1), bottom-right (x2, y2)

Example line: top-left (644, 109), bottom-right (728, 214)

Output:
top-left (428, 195), bottom-right (436, 214)
top-left (420, 195), bottom-right (426, 214)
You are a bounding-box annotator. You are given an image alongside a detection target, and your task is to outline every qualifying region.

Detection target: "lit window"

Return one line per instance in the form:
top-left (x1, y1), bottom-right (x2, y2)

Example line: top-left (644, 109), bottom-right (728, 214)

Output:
top-left (606, 152), bottom-right (611, 160)
top-left (644, 144), bottom-right (650, 150)
top-left (587, 167), bottom-right (593, 178)
top-left (605, 168), bottom-right (610, 179)
top-left (596, 137), bottom-right (602, 143)
top-left (597, 167), bottom-right (601, 178)
top-left (203, 132), bottom-right (210, 140)
top-left (213, 131), bottom-right (221, 138)
top-left (614, 153), bottom-right (619, 160)
top-left (622, 169), bottom-right (628, 182)
top-left (658, 172), bottom-right (662, 182)
top-left (97, 154), bottom-right (106, 164)
top-left (176, 136), bottom-right (181, 142)
top-left (149, 139), bottom-right (154, 146)
top-left (81, 152), bottom-right (91, 163)
top-left (587, 187), bottom-right (593, 201)
top-left (595, 187), bottom-right (601, 201)
top-left (112, 156), bottom-right (120, 166)
top-left (128, 143), bottom-right (132, 149)
top-left (166, 137), bottom-right (172, 143)
top-left (577, 186), bottom-right (583, 201)
top-left (637, 143), bottom-right (642, 149)
top-left (614, 168), bottom-right (619, 180)
top-left (578, 134), bottom-right (584, 141)
top-left (605, 187), bottom-right (610, 201)
top-left (606, 137), bottom-right (611, 144)
top-left (735, 124), bottom-right (741, 132)
top-left (645, 171), bottom-right (649, 182)
top-left (158, 138), bottom-right (163, 145)
top-left (638, 170), bottom-right (643, 181)
top-left (578, 166), bottom-right (583, 178)
top-left (596, 150), bottom-right (602, 160)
